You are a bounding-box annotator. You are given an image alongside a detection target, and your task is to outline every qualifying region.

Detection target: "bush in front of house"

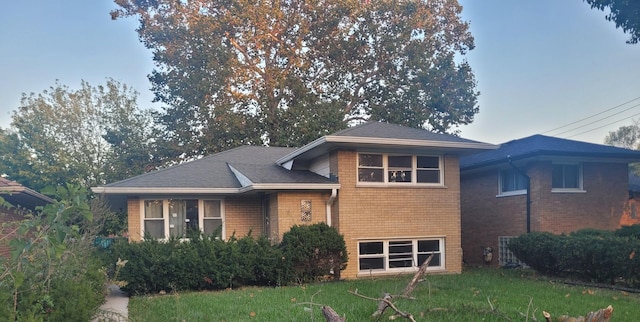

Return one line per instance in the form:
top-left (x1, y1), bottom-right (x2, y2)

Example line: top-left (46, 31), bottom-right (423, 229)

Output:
top-left (508, 225), bottom-right (640, 287)
top-left (508, 231), bottom-right (563, 275)
top-left (280, 223), bottom-right (348, 282)
top-left (108, 223), bottom-right (348, 295)
top-left (109, 233), bottom-right (291, 295)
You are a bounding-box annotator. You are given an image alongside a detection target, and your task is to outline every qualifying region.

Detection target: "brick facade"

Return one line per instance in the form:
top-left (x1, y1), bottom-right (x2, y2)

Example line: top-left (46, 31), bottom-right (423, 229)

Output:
top-left (332, 150), bottom-right (463, 278)
top-left (461, 161), bottom-right (629, 267)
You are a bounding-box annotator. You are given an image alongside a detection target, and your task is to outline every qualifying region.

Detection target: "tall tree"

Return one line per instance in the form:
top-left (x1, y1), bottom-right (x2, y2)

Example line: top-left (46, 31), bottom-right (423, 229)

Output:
top-left (584, 0), bottom-right (640, 44)
top-left (0, 79), bottom-right (158, 191)
top-left (112, 0), bottom-right (478, 160)
top-left (604, 121), bottom-right (640, 150)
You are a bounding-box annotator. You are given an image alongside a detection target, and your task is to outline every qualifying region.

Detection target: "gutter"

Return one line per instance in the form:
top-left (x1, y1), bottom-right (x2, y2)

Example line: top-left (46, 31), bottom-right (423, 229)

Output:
top-left (507, 156), bottom-right (531, 233)
top-left (325, 188), bottom-right (337, 226)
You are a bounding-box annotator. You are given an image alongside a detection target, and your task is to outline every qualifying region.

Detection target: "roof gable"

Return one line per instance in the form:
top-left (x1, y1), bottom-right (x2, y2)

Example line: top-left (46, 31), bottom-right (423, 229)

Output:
top-left (277, 121), bottom-right (497, 166)
top-left (460, 134), bottom-right (640, 170)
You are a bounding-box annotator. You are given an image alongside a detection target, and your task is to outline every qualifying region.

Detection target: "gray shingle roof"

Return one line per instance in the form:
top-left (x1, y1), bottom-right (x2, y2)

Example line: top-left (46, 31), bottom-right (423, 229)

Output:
top-left (100, 146), bottom-right (334, 190)
top-left (460, 134), bottom-right (640, 170)
top-left (333, 121), bottom-right (486, 144)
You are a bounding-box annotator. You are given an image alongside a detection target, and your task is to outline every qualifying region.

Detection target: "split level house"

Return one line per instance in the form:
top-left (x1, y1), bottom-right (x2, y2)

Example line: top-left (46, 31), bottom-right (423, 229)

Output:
top-left (92, 122), bottom-right (497, 278)
top-left (459, 135), bottom-right (640, 267)
top-left (0, 177), bottom-right (53, 257)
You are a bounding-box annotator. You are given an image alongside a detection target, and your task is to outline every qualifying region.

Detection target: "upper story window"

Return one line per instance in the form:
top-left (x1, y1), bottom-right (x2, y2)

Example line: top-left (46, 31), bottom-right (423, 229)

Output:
top-left (143, 199), bottom-right (224, 239)
top-left (499, 168), bottom-right (528, 196)
top-left (552, 163), bottom-right (583, 191)
top-left (357, 153), bottom-right (442, 185)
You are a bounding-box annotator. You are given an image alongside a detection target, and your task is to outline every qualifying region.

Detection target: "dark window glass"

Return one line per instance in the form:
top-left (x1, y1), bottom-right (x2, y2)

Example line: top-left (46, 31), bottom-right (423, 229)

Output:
top-left (359, 242), bottom-right (383, 255)
top-left (359, 257), bottom-right (384, 270)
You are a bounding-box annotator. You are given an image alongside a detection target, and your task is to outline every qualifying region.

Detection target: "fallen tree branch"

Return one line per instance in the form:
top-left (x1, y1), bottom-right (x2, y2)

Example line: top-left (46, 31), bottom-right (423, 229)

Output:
top-left (543, 305), bottom-right (613, 322)
top-left (348, 290), bottom-right (416, 322)
top-left (321, 306), bottom-right (345, 322)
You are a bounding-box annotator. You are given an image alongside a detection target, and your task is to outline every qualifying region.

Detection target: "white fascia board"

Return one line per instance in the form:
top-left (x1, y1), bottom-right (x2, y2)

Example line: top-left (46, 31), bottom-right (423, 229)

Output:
top-left (275, 135), bottom-right (498, 165)
top-left (91, 187), bottom-right (241, 194)
top-left (227, 164), bottom-right (254, 187)
top-left (275, 136), bottom-right (327, 165)
top-left (240, 183), bottom-right (341, 193)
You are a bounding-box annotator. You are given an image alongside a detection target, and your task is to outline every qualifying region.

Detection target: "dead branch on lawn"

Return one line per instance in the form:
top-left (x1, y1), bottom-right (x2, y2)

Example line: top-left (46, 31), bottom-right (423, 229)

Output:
top-left (543, 305), bottom-right (613, 322)
top-left (402, 254), bottom-right (434, 297)
top-left (321, 306), bottom-right (345, 322)
top-left (348, 290), bottom-right (416, 322)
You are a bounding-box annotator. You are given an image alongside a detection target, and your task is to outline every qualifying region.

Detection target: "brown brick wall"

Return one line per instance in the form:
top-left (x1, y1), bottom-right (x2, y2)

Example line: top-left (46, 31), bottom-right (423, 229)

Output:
top-left (271, 191), bottom-right (331, 241)
top-left (334, 150), bottom-right (463, 278)
top-left (224, 196), bottom-right (264, 238)
top-left (128, 198), bottom-right (142, 242)
top-left (461, 161), bottom-right (629, 266)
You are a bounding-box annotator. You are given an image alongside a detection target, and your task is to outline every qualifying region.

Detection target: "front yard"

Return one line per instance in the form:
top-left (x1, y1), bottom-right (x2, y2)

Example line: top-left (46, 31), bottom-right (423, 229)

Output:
top-left (128, 268), bottom-right (639, 321)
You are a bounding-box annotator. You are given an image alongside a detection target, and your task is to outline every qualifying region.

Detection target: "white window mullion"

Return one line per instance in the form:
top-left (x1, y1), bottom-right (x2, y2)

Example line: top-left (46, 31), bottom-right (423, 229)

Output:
top-left (163, 200), bottom-right (170, 239)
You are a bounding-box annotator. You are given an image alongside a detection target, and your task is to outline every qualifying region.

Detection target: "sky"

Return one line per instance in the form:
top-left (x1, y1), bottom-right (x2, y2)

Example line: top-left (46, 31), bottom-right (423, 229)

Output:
top-left (1, 0), bottom-right (639, 145)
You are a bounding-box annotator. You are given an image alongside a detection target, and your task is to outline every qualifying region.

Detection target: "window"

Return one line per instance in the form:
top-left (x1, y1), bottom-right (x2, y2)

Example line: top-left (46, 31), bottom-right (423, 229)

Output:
top-left (358, 154), bottom-right (442, 185)
top-left (142, 199), bottom-right (224, 239)
top-left (144, 200), bottom-right (164, 239)
top-left (498, 236), bottom-right (527, 268)
top-left (499, 169), bottom-right (528, 195)
top-left (552, 164), bottom-right (582, 190)
top-left (358, 238), bottom-right (444, 272)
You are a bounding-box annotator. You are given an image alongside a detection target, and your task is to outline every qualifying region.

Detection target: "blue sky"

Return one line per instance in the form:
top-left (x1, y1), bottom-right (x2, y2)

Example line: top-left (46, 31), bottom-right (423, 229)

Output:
top-left (1, 0), bottom-right (639, 145)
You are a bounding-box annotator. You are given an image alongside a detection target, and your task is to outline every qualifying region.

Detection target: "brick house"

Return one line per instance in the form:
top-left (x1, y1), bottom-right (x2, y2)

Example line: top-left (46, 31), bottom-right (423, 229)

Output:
top-left (0, 177), bottom-right (53, 256)
top-left (92, 122), bottom-right (496, 278)
top-left (459, 135), bottom-right (640, 267)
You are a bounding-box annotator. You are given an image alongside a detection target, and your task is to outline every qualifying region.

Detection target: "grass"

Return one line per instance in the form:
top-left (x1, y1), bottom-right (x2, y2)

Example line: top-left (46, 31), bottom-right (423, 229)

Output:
top-left (128, 268), bottom-right (640, 321)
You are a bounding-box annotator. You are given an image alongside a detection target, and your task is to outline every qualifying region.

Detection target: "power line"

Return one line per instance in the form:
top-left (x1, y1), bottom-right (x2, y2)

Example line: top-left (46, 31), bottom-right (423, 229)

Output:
top-left (542, 96), bottom-right (640, 135)
top-left (566, 109), bottom-right (640, 139)
top-left (551, 102), bottom-right (640, 137)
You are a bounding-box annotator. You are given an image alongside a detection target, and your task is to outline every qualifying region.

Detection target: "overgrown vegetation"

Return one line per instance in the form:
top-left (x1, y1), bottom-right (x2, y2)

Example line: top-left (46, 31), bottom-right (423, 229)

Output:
top-left (0, 185), bottom-right (111, 321)
top-left (101, 223), bottom-right (348, 295)
top-left (127, 268), bottom-right (639, 321)
top-left (509, 225), bottom-right (640, 286)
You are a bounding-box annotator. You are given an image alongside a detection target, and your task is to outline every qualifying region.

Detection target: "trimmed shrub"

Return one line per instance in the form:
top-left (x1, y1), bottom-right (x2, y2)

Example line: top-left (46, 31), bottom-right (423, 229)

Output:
top-left (110, 233), bottom-right (290, 295)
top-left (509, 227), bottom-right (640, 287)
top-left (280, 223), bottom-right (348, 282)
top-left (508, 232), bottom-right (563, 275)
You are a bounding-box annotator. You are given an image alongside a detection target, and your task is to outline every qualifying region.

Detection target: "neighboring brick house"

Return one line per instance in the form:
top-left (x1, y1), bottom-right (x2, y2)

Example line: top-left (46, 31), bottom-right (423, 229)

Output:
top-left (459, 135), bottom-right (640, 267)
top-left (0, 177), bottom-right (53, 256)
top-left (92, 122), bottom-right (496, 278)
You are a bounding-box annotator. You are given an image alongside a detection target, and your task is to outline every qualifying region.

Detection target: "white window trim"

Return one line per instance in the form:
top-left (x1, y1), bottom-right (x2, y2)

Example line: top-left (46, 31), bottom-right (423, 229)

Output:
top-left (140, 198), bottom-right (225, 240)
top-left (357, 153), bottom-right (444, 187)
top-left (357, 237), bottom-right (445, 275)
top-left (551, 163), bottom-right (585, 193)
top-left (497, 168), bottom-right (529, 197)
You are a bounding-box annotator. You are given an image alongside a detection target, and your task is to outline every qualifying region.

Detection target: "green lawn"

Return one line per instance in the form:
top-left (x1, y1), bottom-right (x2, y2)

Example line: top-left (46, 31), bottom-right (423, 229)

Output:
top-left (128, 268), bottom-right (639, 321)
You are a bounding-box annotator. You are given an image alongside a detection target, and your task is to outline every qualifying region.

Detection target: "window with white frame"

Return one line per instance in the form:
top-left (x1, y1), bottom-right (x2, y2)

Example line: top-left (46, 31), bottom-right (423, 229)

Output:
top-left (552, 163), bottom-right (582, 190)
top-left (142, 199), bottom-right (224, 239)
top-left (358, 238), bottom-right (444, 272)
top-left (499, 168), bottom-right (528, 195)
top-left (357, 153), bottom-right (442, 185)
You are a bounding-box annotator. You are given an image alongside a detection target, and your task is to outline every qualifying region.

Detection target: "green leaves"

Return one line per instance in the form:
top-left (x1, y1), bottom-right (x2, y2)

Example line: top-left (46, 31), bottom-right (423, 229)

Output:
top-left (0, 79), bottom-right (158, 192)
top-left (114, 0), bottom-right (479, 161)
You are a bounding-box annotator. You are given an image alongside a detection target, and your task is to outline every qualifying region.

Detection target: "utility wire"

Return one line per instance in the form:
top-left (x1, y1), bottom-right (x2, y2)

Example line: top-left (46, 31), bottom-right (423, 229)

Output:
top-left (566, 109), bottom-right (640, 139)
top-left (551, 102), bottom-right (640, 137)
top-left (542, 96), bottom-right (640, 135)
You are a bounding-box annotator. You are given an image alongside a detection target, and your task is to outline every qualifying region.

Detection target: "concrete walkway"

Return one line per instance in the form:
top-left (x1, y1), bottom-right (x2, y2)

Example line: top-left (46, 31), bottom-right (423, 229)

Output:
top-left (92, 284), bottom-right (129, 322)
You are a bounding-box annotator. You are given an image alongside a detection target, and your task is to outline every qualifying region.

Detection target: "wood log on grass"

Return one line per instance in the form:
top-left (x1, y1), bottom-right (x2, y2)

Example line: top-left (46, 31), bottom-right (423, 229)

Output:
top-left (543, 305), bottom-right (613, 322)
top-left (321, 306), bottom-right (345, 322)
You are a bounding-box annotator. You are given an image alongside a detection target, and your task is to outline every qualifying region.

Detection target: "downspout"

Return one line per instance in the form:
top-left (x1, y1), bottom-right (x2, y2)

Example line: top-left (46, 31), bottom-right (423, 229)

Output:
top-left (507, 156), bottom-right (531, 233)
top-left (325, 188), bottom-right (337, 227)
